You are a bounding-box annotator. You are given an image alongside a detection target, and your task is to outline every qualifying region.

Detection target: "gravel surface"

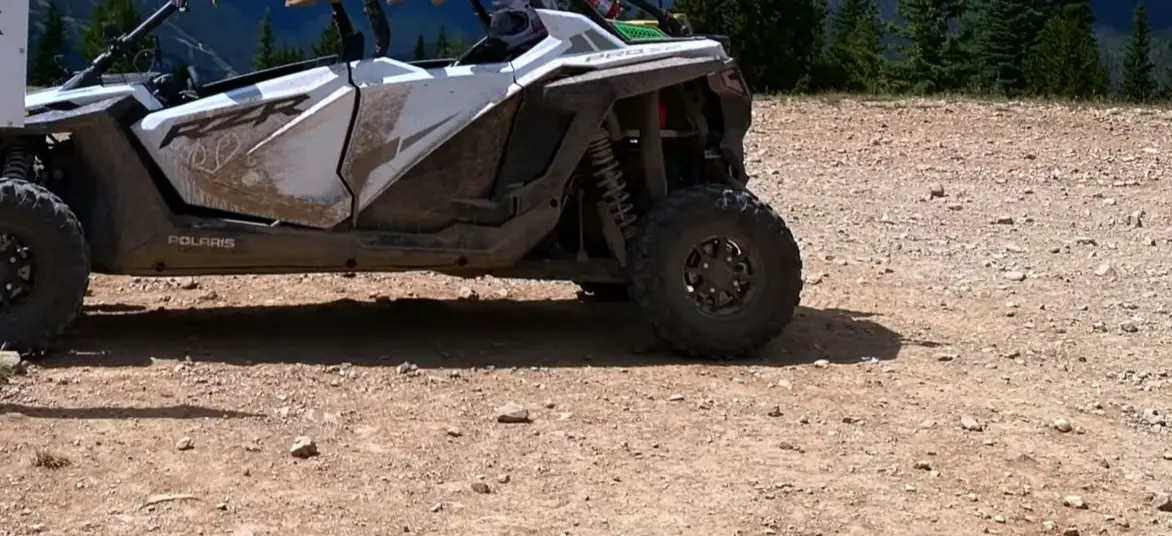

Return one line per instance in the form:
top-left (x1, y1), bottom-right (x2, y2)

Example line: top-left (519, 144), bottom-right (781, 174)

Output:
top-left (3, 96), bottom-right (1172, 536)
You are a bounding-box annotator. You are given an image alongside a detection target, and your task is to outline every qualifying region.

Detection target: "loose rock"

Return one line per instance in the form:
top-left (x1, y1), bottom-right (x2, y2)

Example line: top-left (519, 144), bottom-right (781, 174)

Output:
top-left (1153, 492), bottom-right (1172, 512)
top-left (1052, 418), bottom-right (1072, 433)
top-left (289, 436), bottom-right (319, 458)
top-left (176, 437), bottom-right (194, 451)
top-left (1003, 271), bottom-right (1027, 282)
top-left (1062, 495), bottom-right (1086, 509)
top-left (495, 402), bottom-right (530, 423)
top-left (470, 482), bottom-right (491, 494)
top-left (960, 415), bottom-right (984, 431)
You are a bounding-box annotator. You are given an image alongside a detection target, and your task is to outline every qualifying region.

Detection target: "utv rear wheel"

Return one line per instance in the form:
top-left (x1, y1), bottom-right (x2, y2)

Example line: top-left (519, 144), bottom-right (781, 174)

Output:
top-left (0, 179), bottom-right (90, 352)
top-left (628, 184), bottom-right (803, 359)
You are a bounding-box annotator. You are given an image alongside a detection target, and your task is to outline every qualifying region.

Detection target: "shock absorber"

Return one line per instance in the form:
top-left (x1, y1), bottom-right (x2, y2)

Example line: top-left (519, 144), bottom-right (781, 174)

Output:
top-left (1, 143), bottom-right (34, 182)
top-left (587, 133), bottom-right (637, 239)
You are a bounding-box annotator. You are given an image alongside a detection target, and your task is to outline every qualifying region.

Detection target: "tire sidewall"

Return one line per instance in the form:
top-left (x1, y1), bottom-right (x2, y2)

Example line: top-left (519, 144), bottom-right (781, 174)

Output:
top-left (0, 181), bottom-right (89, 348)
top-left (628, 184), bottom-right (802, 357)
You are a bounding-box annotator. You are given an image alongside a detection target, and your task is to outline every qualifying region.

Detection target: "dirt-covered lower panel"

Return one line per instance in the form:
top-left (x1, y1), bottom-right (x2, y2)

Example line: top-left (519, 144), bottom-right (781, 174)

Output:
top-left (355, 93), bottom-right (522, 233)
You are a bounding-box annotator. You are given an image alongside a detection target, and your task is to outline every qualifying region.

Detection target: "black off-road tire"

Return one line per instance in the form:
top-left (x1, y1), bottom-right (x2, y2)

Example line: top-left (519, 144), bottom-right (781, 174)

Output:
top-left (575, 282), bottom-right (630, 302)
top-left (627, 184), bottom-right (803, 359)
top-left (0, 179), bottom-right (90, 352)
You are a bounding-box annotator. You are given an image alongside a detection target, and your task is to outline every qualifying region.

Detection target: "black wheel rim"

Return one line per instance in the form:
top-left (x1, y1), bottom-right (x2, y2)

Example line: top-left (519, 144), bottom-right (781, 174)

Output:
top-left (0, 232), bottom-right (37, 310)
top-left (682, 235), bottom-right (758, 317)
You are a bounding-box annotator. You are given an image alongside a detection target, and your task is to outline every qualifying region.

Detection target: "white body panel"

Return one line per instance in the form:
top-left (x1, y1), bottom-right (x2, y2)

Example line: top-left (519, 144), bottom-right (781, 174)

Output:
top-left (132, 65), bottom-right (357, 228)
top-left (516, 9), bottom-right (728, 87)
top-left (1, 0), bottom-right (30, 127)
top-left (26, 84), bottom-right (163, 111)
top-left (344, 59), bottom-right (518, 210)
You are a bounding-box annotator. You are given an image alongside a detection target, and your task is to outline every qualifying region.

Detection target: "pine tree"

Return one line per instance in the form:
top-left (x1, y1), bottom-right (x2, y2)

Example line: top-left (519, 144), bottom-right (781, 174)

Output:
top-left (30, 0), bottom-right (69, 86)
top-left (888, 0), bottom-right (969, 93)
top-left (312, 19), bottom-right (343, 58)
top-left (1024, 3), bottom-right (1107, 98)
top-left (274, 46), bottom-right (307, 66)
top-left (676, 0), bottom-right (826, 92)
top-left (254, 9), bottom-right (276, 70)
top-left (413, 35), bottom-right (427, 61)
top-left (968, 0), bottom-right (1044, 95)
top-left (80, 0), bottom-right (146, 73)
top-left (1120, 4), bottom-right (1155, 102)
top-left (1164, 42), bottom-right (1172, 99)
top-left (826, 0), bottom-right (885, 91)
top-left (435, 26), bottom-right (452, 58)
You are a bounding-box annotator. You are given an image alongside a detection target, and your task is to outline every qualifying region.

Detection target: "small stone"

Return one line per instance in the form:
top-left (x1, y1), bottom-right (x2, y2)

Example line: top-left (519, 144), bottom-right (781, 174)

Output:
top-left (289, 436), bottom-right (319, 458)
top-left (445, 427), bottom-right (462, 437)
top-left (767, 406), bottom-right (783, 417)
top-left (813, 359), bottom-right (830, 368)
top-left (667, 394), bottom-right (686, 402)
top-left (994, 514), bottom-right (1006, 523)
top-left (966, 493), bottom-right (978, 502)
top-left (903, 483), bottom-right (917, 492)
top-left (496, 474), bottom-right (510, 484)
top-left (913, 460), bottom-right (931, 470)
top-left (457, 287), bottom-right (479, 300)
top-left (1162, 452), bottom-right (1172, 461)
top-left (934, 352), bottom-right (958, 362)
top-left (1003, 271), bottom-right (1027, 282)
top-left (929, 184), bottom-right (945, 198)
top-left (1042, 520), bottom-right (1056, 531)
top-left (1153, 492), bottom-right (1172, 512)
top-left (429, 503), bottom-right (443, 513)
top-left (470, 482), bottom-right (491, 494)
top-left (1093, 264), bottom-right (1114, 277)
top-left (1063, 495), bottom-right (1086, 509)
top-left (960, 415), bottom-right (984, 431)
top-left (396, 362), bottom-right (418, 375)
top-left (1062, 527), bottom-right (1080, 536)
top-left (215, 502), bottom-right (228, 511)
top-left (495, 402), bottom-right (530, 423)
top-left (993, 216), bottom-right (1015, 225)
top-left (1127, 210), bottom-right (1145, 227)
top-left (176, 437), bottom-right (194, 451)
top-left (1052, 419), bottom-right (1072, 433)
top-left (0, 350), bottom-right (22, 370)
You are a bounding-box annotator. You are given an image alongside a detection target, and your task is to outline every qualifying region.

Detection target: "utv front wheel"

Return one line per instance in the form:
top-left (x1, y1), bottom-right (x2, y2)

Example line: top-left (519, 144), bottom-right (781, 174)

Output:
top-left (628, 184), bottom-right (803, 359)
top-left (0, 179), bottom-right (90, 352)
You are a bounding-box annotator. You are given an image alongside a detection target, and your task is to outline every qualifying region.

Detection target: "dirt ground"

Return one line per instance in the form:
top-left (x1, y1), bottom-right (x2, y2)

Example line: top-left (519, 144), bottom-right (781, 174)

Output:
top-left (4, 96), bottom-right (1172, 536)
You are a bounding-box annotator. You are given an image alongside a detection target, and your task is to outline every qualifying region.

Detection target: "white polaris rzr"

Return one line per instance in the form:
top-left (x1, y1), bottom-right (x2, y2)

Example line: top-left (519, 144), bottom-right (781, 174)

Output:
top-left (0, 0), bottom-right (804, 359)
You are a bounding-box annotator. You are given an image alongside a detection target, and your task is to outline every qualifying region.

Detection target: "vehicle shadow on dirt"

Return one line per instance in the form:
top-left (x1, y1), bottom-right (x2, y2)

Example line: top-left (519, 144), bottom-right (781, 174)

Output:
top-left (0, 403), bottom-right (264, 420)
top-left (46, 298), bottom-right (924, 369)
